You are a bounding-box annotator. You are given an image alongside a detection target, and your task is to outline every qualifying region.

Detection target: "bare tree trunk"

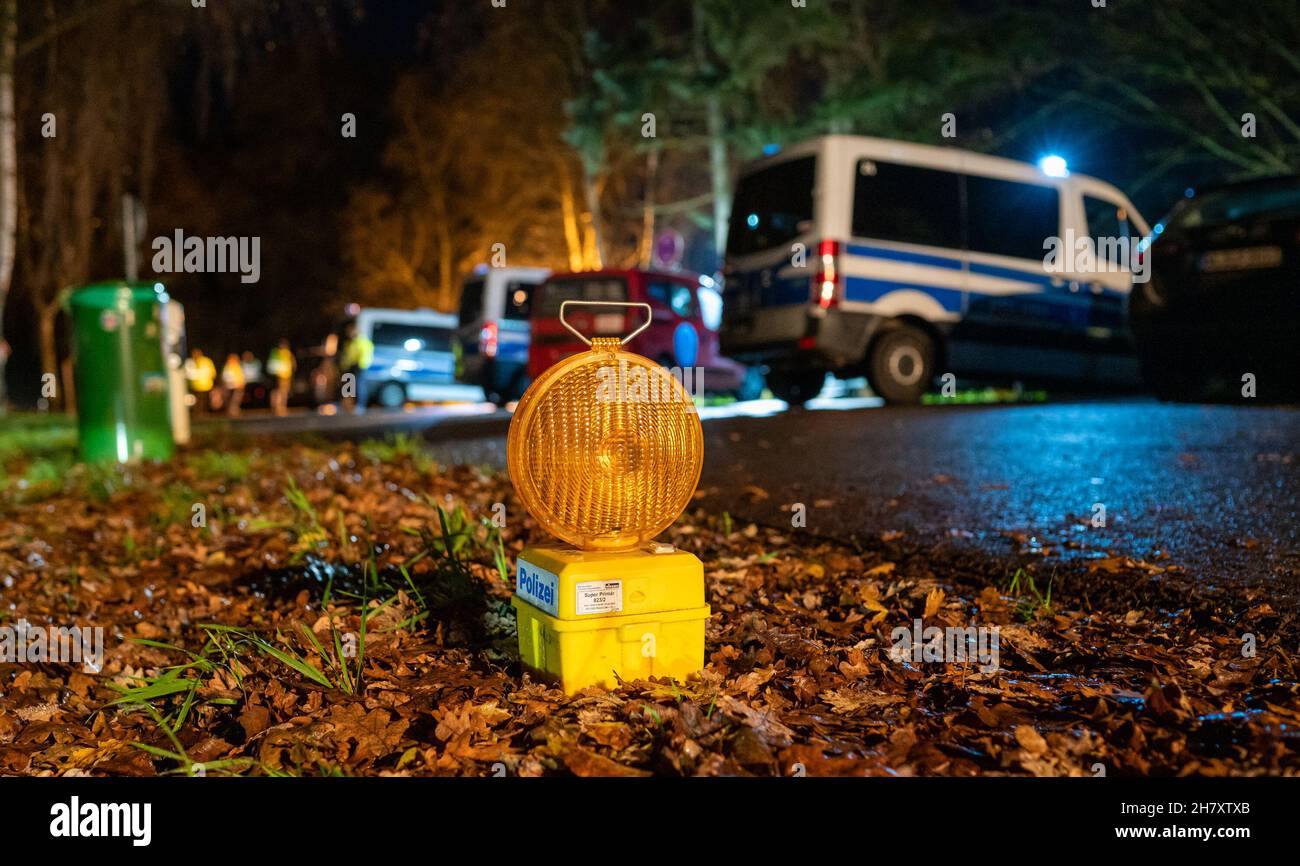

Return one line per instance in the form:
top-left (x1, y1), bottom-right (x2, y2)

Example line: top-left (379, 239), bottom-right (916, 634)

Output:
top-left (38, 300), bottom-right (59, 410)
top-left (435, 222), bottom-right (454, 311)
top-left (581, 165), bottom-right (604, 269)
top-left (638, 146), bottom-right (659, 269)
top-left (427, 180), bottom-right (454, 309)
top-left (556, 158), bottom-right (585, 271)
top-left (706, 93), bottom-right (730, 275)
top-left (692, 6), bottom-right (730, 276)
top-left (0, 0), bottom-right (17, 413)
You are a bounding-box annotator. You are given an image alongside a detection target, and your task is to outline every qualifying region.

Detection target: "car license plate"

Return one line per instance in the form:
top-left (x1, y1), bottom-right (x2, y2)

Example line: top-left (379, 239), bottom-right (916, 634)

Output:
top-left (1198, 246), bottom-right (1283, 272)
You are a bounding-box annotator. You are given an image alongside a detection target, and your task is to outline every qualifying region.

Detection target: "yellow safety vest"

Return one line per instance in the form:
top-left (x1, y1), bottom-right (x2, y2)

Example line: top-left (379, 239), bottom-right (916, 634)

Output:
top-left (221, 359), bottom-right (246, 389)
top-left (267, 347), bottom-right (294, 379)
top-left (341, 336), bottom-right (374, 370)
top-left (186, 356), bottom-right (216, 392)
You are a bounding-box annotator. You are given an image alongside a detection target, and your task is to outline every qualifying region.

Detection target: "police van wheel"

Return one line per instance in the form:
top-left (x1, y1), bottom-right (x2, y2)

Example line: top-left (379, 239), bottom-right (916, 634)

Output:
top-left (376, 381), bottom-right (406, 409)
top-left (768, 368), bottom-right (826, 406)
top-left (868, 327), bottom-right (935, 404)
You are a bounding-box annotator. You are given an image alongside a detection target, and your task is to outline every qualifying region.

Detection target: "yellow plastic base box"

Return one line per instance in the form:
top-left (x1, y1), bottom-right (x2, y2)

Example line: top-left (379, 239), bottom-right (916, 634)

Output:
top-left (511, 544), bottom-right (710, 693)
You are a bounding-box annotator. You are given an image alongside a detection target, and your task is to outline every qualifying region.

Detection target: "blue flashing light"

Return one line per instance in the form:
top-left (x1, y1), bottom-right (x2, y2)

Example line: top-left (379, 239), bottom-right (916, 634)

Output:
top-left (1037, 155), bottom-right (1069, 178)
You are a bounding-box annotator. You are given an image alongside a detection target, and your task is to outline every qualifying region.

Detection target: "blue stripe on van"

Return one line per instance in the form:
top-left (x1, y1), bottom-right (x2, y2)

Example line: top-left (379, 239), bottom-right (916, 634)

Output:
top-left (846, 242), bottom-right (1053, 288)
top-left (843, 276), bottom-right (963, 313)
top-left (733, 243), bottom-right (1124, 313)
top-left (845, 243), bottom-right (964, 271)
top-left (968, 261), bottom-right (1054, 287)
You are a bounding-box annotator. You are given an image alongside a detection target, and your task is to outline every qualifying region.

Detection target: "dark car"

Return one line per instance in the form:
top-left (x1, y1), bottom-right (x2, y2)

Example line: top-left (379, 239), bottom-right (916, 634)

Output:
top-left (1130, 176), bottom-right (1300, 401)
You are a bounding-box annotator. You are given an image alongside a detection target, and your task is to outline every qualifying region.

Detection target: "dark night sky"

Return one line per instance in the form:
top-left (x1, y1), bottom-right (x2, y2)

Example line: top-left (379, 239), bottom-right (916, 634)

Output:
top-left (157, 1), bottom-right (436, 356)
top-left (5, 1), bottom-right (443, 401)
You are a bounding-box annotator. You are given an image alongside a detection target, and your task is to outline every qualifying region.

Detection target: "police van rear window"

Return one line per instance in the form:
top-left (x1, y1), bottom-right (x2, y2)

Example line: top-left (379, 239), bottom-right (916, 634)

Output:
top-left (458, 279), bottom-right (485, 324)
top-left (504, 281), bottom-right (536, 321)
top-left (728, 156), bottom-right (816, 257)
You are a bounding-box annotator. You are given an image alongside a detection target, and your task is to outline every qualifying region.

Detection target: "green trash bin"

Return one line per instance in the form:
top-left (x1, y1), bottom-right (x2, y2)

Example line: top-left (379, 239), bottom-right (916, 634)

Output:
top-left (67, 281), bottom-right (175, 463)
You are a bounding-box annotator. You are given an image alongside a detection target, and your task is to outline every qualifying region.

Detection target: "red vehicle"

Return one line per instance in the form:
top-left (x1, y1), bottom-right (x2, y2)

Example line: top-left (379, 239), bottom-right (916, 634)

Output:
top-left (528, 269), bottom-right (762, 399)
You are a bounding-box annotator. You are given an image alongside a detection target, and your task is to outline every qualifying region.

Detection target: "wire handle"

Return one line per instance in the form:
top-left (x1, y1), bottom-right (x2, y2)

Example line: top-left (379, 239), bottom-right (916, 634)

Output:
top-left (558, 300), bottom-right (653, 347)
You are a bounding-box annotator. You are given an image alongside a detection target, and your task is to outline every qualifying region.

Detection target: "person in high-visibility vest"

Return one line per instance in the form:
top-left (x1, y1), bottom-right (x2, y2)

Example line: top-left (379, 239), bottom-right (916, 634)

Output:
top-left (267, 338), bottom-right (296, 417)
top-left (184, 349), bottom-right (218, 413)
top-left (221, 353), bottom-right (246, 417)
top-left (339, 322), bottom-right (374, 414)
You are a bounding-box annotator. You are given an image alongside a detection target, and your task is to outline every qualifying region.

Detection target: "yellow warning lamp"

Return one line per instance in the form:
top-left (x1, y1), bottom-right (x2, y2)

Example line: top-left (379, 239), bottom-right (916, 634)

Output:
top-left (509, 301), bottom-right (710, 693)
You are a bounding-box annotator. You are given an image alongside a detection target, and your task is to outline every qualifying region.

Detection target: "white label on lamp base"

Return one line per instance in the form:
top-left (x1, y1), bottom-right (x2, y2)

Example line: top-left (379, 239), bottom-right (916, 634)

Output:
top-left (517, 559), bottom-right (559, 616)
top-left (575, 580), bottom-right (623, 615)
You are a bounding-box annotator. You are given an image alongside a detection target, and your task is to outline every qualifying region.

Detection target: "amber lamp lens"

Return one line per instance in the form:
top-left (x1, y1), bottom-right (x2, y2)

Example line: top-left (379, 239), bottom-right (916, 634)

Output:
top-left (508, 339), bottom-right (704, 550)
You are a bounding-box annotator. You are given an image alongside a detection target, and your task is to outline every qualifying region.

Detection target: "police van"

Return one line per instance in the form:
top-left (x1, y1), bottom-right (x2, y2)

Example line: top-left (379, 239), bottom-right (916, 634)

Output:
top-left (720, 135), bottom-right (1151, 404)
top-left (351, 307), bottom-right (484, 407)
top-left (456, 265), bottom-right (551, 404)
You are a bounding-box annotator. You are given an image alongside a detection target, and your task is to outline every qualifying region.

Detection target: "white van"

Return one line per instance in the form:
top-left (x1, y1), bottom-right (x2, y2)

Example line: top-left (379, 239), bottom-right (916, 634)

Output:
top-left (720, 135), bottom-right (1151, 403)
top-left (456, 265), bottom-right (551, 404)
top-left (352, 307), bottom-right (484, 407)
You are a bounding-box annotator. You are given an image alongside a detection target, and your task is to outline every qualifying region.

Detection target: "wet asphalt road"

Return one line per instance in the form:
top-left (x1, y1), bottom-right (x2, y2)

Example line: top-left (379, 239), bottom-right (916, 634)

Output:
top-left (228, 398), bottom-right (1300, 593)
top-left (691, 401), bottom-right (1299, 592)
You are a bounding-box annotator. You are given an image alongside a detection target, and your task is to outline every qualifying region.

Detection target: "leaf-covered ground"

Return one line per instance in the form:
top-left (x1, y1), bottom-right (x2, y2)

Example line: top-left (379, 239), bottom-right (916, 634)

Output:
top-left (1, 429), bottom-right (1297, 776)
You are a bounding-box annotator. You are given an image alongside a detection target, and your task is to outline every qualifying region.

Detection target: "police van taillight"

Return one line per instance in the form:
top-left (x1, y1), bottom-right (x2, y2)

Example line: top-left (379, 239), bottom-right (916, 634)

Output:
top-left (813, 240), bottom-right (841, 309)
top-left (480, 321), bottom-right (499, 358)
